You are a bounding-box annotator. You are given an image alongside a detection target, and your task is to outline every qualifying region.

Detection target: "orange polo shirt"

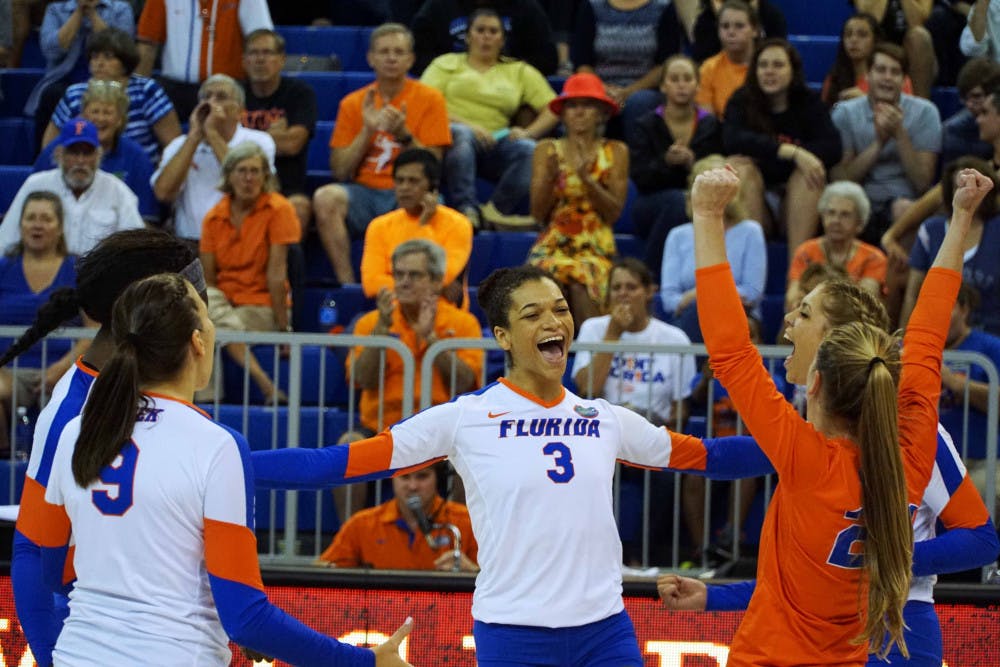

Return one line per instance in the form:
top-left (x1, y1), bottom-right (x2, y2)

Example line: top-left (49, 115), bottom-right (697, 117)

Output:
top-left (347, 298), bottom-right (484, 431)
top-left (318, 496), bottom-right (478, 569)
top-left (696, 51), bottom-right (748, 118)
top-left (199, 191), bottom-right (301, 306)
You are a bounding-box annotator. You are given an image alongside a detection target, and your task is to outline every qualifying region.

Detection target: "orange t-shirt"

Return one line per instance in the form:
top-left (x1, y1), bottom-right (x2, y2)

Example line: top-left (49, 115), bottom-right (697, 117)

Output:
top-left (360, 205), bottom-right (473, 298)
top-left (199, 192), bottom-right (301, 306)
top-left (787, 238), bottom-right (888, 287)
top-left (696, 52), bottom-right (748, 118)
top-left (347, 299), bottom-right (484, 431)
top-left (330, 79), bottom-right (452, 191)
top-left (695, 262), bottom-right (954, 666)
top-left (318, 496), bottom-right (478, 569)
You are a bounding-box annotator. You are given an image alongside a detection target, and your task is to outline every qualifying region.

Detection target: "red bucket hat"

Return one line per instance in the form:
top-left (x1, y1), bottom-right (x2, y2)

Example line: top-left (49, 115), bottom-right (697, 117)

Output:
top-left (549, 72), bottom-right (620, 117)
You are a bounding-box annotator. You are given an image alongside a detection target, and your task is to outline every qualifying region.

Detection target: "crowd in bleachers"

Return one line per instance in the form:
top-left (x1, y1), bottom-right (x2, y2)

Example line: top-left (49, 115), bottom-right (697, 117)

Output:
top-left (2, 0), bottom-right (1000, 564)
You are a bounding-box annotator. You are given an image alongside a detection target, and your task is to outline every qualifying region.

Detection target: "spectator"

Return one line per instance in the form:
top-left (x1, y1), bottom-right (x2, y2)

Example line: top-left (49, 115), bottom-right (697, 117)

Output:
top-left (821, 13), bottom-right (915, 106)
top-left (411, 0), bottom-right (559, 75)
top-left (785, 181), bottom-right (887, 310)
top-left (830, 42), bottom-right (940, 248)
top-left (853, 0), bottom-right (936, 97)
top-left (629, 54), bottom-right (722, 273)
top-left (360, 149), bottom-right (473, 302)
top-left (199, 141), bottom-right (298, 402)
top-left (316, 464), bottom-right (479, 572)
top-left (312, 23), bottom-right (450, 286)
top-left (42, 27), bottom-right (181, 164)
top-left (695, 0), bottom-right (758, 117)
top-left (527, 73), bottom-right (628, 329)
top-left (941, 56), bottom-right (1000, 166)
top-left (939, 282), bottom-right (1000, 514)
top-left (961, 0), bottom-right (1000, 65)
top-left (0, 118), bottom-right (144, 256)
top-left (241, 28), bottom-right (317, 233)
top-left (882, 81), bottom-right (1000, 277)
top-left (347, 239), bottom-right (483, 434)
top-left (25, 0), bottom-right (135, 148)
top-left (538, 0), bottom-right (577, 75)
top-left (689, 0), bottom-right (785, 63)
top-left (35, 79), bottom-right (159, 224)
top-left (570, 0), bottom-right (685, 141)
top-left (659, 154), bottom-right (765, 342)
top-left (0, 192), bottom-right (87, 453)
top-left (903, 156), bottom-right (1000, 333)
top-left (571, 256), bottom-right (695, 565)
top-left (136, 0), bottom-right (273, 119)
top-left (151, 74), bottom-right (276, 243)
top-left (421, 8), bottom-right (559, 230)
top-left (572, 257), bottom-right (695, 428)
top-left (723, 38), bottom-right (842, 265)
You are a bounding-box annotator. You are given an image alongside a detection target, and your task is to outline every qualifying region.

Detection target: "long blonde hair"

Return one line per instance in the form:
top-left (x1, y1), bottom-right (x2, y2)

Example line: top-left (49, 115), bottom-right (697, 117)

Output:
top-left (814, 322), bottom-right (912, 659)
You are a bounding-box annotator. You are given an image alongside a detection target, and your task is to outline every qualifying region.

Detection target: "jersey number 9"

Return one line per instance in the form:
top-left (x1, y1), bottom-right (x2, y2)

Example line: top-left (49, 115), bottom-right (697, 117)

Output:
top-left (91, 441), bottom-right (139, 516)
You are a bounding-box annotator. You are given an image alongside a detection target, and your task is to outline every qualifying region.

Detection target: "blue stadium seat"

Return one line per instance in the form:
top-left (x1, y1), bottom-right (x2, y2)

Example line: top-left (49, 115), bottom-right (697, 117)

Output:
top-left (788, 35), bottom-right (838, 84)
top-left (290, 71), bottom-right (374, 120)
top-left (765, 241), bottom-right (788, 296)
top-left (307, 121), bottom-right (334, 172)
top-left (0, 165), bottom-right (32, 216)
top-left (467, 232), bottom-right (497, 286)
top-left (0, 118), bottom-right (35, 166)
top-left (491, 231), bottom-right (534, 269)
top-left (760, 293), bottom-right (787, 345)
top-left (775, 0), bottom-right (850, 37)
top-left (615, 233), bottom-right (642, 260)
top-left (0, 68), bottom-right (44, 118)
top-left (221, 345), bottom-right (351, 406)
top-left (299, 285), bottom-right (374, 334)
top-left (20, 32), bottom-right (43, 69)
top-left (932, 87), bottom-right (961, 122)
top-left (614, 179), bottom-right (638, 234)
top-left (276, 25), bottom-right (374, 72)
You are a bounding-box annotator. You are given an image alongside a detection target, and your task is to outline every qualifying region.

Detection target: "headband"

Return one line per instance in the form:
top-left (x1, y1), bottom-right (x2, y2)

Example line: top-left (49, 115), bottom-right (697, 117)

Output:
top-left (179, 258), bottom-right (207, 295)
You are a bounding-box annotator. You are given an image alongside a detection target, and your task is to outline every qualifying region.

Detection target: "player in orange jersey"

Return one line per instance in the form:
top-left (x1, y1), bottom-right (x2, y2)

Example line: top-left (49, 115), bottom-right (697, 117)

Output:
top-left (680, 164), bottom-right (993, 665)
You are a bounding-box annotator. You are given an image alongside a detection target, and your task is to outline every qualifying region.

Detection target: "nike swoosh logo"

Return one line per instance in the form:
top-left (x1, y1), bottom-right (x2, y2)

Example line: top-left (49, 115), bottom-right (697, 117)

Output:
top-left (488, 411), bottom-right (511, 419)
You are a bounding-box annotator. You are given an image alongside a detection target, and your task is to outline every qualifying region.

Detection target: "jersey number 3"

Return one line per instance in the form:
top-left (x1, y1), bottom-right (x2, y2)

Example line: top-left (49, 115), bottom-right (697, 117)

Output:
top-left (543, 442), bottom-right (575, 483)
top-left (91, 441), bottom-right (139, 516)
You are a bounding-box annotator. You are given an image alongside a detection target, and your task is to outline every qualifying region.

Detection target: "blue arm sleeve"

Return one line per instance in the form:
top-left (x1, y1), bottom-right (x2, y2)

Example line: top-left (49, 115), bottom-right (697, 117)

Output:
top-left (668, 436), bottom-right (776, 480)
top-left (705, 580), bottom-right (756, 611)
top-left (209, 575), bottom-right (374, 667)
top-left (12, 530), bottom-right (62, 667)
top-left (251, 446), bottom-right (396, 490)
top-left (39, 543), bottom-right (73, 596)
top-left (912, 521), bottom-right (1000, 577)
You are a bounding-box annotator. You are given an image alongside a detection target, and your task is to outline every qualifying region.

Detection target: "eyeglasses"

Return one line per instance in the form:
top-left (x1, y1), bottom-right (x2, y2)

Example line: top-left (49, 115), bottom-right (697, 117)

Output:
top-left (392, 269), bottom-right (430, 282)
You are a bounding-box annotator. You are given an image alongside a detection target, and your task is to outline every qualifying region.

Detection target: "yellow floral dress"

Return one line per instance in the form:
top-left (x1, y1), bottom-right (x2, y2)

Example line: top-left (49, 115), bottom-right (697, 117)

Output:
top-left (527, 139), bottom-right (618, 304)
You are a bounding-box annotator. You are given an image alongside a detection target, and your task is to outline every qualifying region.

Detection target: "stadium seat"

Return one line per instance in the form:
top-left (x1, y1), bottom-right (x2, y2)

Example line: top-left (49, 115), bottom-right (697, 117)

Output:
top-left (467, 232), bottom-right (498, 286)
top-left (0, 118), bottom-right (35, 166)
top-left (787, 35), bottom-right (838, 84)
top-left (615, 233), bottom-right (642, 260)
top-left (307, 121), bottom-right (335, 172)
top-left (221, 344), bottom-right (351, 406)
top-left (0, 165), bottom-right (32, 216)
top-left (0, 68), bottom-right (44, 118)
top-left (775, 0), bottom-right (850, 36)
top-left (276, 25), bottom-right (374, 72)
top-left (760, 293), bottom-right (787, 345)
top-left (765, 241), bottom-right (788, 296)
top-left (290, 71), bottom-right (374, 120)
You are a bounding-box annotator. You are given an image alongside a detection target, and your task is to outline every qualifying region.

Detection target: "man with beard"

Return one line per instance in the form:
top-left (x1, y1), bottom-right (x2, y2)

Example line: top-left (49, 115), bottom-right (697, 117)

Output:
top-left (830, 41), bottom-right (941, 246)
top-left (0, 118), bottom-right (144, 255)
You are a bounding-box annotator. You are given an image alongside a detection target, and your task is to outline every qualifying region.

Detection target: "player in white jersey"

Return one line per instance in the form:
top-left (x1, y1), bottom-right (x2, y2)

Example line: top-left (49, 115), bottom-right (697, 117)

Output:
top-left (4, 229), bottom-right (205, 667)
top-left (29, 273), bottom-right (413, 666)
top-left (252, 265), bottom-right (768, 666)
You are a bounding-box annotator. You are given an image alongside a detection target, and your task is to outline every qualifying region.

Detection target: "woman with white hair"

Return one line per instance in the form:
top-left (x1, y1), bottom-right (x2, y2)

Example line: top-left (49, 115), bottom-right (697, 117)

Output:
top-left (198, 141), bottom-right (299, 403)
top-left (785, 180), bottom-right (888, 311)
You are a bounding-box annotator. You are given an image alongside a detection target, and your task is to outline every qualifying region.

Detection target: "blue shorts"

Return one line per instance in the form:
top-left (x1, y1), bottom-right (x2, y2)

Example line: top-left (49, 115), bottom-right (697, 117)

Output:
top-left (343, 183), bottom-right (396, 239)
top-left (473, 609), bottom-right (642, 666)
top-left (869, 600), bottom-right (941, 666)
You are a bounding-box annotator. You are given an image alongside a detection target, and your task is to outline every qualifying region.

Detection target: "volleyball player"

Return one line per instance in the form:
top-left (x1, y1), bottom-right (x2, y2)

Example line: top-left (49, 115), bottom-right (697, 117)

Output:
top-left (5, 230), bottom-right (203, 667)
top-left (676, 165), bottom-right (994, 664)
top-left (32, 274), bottom-right (412, 665)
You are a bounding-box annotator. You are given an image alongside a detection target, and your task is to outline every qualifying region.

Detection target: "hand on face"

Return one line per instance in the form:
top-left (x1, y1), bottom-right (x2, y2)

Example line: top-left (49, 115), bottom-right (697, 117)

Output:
top-left (690, 165), bottom-right (740, 217)
top-left (376, 287), bottom-right (396, 326)
top-left (418, 191), bottom-right (438, 224)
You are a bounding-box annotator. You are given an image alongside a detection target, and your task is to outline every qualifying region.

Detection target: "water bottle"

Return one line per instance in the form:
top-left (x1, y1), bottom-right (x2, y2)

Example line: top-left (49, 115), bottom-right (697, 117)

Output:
top-left (318, 293), bottom-right (339, 330)
top-left (14, 407), bottom-right (32, 461)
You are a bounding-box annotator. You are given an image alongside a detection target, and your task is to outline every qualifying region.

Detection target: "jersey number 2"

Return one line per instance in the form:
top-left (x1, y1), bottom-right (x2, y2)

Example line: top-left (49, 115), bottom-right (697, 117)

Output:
top-left (827, 508), bottom-right (864, 569)
top-left (91, 441), bottom-right (139, 516)
top-left (543, 442), bottom-right (575, 483)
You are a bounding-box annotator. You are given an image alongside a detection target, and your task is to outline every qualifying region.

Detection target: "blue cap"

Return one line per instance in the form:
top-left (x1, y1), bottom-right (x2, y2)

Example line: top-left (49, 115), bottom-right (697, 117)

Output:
top-left (57, 118), bottom-right (100, 149)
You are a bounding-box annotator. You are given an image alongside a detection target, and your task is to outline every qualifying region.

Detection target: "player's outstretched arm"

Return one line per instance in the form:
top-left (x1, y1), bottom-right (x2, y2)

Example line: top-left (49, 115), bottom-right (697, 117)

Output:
top-left (373, 618), bottom-right (415, 667)
top-left (658, 575), bottom-right (707, 611)
top-left (665, 432), bottom-right (775, 480)
top-left (914, 521), bottom-right (1000, 576)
